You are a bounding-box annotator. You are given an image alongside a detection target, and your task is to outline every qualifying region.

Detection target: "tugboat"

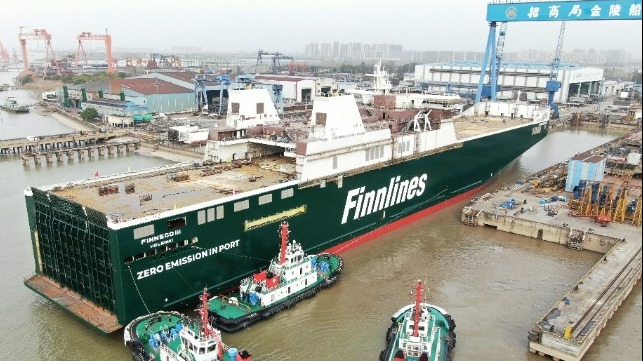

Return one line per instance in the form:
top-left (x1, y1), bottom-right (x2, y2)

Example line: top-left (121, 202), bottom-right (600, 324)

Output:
top-left (1, 96), bottom-right (30, 113)
top-left (124, 288), bottom-right (252, 361)
top-left (208, 221), bottom-right (344, 333)
top-left (380, 280), bottom-right (456, 361)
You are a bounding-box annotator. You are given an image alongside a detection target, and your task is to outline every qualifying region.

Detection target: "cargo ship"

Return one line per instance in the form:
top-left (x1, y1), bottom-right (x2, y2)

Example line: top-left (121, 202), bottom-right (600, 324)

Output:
top-left (380, 280), bottom-right (456, 361)
top-left (208, 221), bottom-right (343, 333)
top-left (23, 74), bottom-right (549, 333)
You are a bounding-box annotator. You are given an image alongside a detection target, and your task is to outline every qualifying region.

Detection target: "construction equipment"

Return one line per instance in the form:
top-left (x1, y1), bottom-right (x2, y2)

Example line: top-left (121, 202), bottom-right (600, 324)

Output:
top-left (288, 62), bottom-right (307, 76)
top-left (546, 22), bottom-right (566, 119)
top-left (568, 212), bottom-right (611, 227)
top-left (17, 27), bottom-right (62, 76)
top-left (147, 53), bottom-right (181, 69)
top-left (480, 22), bottom-right (507, 100)
top-left (76, 31), bottom-right (114, 73)
top-left (0, 41), bottom-right (9, 65)
top-left (256, 49), bottom-right (293, 73)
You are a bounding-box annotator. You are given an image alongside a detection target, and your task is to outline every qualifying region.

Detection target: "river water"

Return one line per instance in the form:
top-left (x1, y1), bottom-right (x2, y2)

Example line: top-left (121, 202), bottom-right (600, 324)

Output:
top-left (1, 70), bottom-right (640, 361)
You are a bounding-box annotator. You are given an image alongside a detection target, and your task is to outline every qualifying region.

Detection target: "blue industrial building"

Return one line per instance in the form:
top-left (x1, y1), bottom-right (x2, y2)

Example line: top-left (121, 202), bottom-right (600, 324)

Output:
top-left (565, 154), bottom-right (607, 192)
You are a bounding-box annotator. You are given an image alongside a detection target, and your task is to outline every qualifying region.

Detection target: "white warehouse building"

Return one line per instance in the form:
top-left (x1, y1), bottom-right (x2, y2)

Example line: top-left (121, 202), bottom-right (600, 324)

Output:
top-left (415, 61), bottom-right (604, 103)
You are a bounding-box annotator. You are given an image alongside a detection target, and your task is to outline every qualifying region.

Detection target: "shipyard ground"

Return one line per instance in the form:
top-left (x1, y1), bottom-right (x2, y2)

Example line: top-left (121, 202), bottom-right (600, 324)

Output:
top-left (461, 142), bottom-right (641, 360)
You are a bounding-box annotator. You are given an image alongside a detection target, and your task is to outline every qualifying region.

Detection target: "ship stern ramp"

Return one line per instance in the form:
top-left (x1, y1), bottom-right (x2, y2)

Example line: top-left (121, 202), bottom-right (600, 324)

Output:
top-left (24, 274), bottom-right (121, 333)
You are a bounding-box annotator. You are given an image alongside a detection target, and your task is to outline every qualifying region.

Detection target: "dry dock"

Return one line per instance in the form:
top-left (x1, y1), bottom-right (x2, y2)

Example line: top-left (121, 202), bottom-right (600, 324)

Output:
top-left (461, 176), bottom-right (641, 360)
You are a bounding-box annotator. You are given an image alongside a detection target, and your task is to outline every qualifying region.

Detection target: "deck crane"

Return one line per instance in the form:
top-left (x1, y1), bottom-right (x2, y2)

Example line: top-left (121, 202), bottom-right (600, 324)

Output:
top-left (546, 22), bottom-right (566, 119)
top-left (481, 22), bottom-right (508, 100)
top-left (76, 31), bottom-right (114, 73)
top-left (17, 28), bottom-right (62, 76)
top-left (256, 49), bottom-right (293, 73)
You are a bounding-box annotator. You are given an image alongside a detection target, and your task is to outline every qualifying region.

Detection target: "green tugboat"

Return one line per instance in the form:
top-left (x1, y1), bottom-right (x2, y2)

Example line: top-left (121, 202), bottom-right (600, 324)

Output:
top-left (380, 280), bottom-right (456, 361)
top-left (124, 288), bottom-right (252, 361)
top-left (208, 221), bottom-right (343, 333)
top-left (1, 96), bottom-right (30, 113)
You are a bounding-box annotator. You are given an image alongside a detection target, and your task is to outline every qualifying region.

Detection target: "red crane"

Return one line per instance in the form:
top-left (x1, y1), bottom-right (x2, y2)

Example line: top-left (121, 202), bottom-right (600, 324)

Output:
top-left (17, 27), bottom-right (62, 76)
top-left (0, 41), bottom-right (9, 64)
top-left (76, 31), bottom-right (114, 73)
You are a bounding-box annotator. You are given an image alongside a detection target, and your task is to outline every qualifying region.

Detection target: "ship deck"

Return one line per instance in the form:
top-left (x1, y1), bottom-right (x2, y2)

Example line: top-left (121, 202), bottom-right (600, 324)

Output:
top-left (452, 113), bottom-right (534, 139)
top-left (45, 111), bottom-right (533, 222)
top-left (50, 156), bottom-right (296, 222)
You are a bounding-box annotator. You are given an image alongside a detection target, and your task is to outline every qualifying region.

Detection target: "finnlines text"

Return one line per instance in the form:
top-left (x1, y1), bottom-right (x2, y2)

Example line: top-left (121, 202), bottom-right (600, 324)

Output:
top-left (136, 240), bottom-right (240, 280)
top-left (341, 173), bottom-right (427, 224)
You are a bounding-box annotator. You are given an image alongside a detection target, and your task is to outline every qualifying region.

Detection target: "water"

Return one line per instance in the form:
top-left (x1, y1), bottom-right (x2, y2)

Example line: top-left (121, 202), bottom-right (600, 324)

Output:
top-left (1, 70), bottom-right (640, 361)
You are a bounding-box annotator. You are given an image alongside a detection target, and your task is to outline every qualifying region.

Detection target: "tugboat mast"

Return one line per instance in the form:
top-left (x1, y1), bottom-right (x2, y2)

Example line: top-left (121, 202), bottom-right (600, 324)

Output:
top-left (279, 221), bottom-right (289, 264)
top-left (413, 280), bottom-right (423, 337)
top-left (199, 288), bottom-right (223, 360)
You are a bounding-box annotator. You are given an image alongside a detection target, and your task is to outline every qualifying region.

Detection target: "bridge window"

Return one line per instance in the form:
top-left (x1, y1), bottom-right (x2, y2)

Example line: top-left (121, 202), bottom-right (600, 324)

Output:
top-left (231, 102), bottom-right (240, 114)
top-left (197, 210), bottom-right (206, 225)
top-left (216, 205), bottom-right (224, 219)
top-left (256, 102), bottom-right (264, 114)
top-left (207, 208), bottom-right (215, 222)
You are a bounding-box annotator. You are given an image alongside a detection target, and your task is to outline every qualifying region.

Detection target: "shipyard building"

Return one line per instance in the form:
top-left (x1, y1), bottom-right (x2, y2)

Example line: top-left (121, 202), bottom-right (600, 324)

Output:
top-left (414, 61), bottom-right (604, 103)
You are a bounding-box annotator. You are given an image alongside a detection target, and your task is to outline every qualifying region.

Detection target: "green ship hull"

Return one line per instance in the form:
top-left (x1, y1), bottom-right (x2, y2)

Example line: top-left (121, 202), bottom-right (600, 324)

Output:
top-left (24, 116), bottom-right (548, 333)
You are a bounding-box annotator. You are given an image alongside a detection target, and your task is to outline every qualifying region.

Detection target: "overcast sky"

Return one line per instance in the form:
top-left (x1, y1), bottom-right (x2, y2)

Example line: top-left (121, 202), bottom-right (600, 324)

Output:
top-left (1, 0), bottom-right (641, 57)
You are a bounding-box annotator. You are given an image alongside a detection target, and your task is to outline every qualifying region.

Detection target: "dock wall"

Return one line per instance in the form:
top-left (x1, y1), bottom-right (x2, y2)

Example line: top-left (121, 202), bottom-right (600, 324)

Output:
top-left (462, 205), bottom-right (642, 361)
top-left (464, 208), bottom-right (619, 253)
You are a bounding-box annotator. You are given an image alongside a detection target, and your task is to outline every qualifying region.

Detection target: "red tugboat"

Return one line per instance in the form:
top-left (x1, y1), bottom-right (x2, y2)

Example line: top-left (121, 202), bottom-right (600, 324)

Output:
top-left (380, 280), bottom-right (456, 361)
top-left (208, 221), bottom-right (343, 332)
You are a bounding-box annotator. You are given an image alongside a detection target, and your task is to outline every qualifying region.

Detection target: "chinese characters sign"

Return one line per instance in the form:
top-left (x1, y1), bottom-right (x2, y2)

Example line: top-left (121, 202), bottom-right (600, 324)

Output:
top-left (487, 1), bottom-right (642, 22)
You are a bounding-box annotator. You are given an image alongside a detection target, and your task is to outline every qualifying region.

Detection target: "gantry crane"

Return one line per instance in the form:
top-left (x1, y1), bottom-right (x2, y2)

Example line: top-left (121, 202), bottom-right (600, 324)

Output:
top-left (480, 22), bottom-right (508, 100)
top-left (18, 27), bottom-right (62, 76)
top-left (546, 22), bottom-right (566, 119)
top-left (256, 49), bottom-right (293, 73)
top-left (76, 31), bottom-right (114, 73)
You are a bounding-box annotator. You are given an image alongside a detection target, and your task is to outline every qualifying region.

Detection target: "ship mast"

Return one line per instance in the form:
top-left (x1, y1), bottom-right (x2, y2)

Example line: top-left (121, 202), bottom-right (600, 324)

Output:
top-left (199, 288), bottom-right (213, 337)
top-left (279, 221), bottom-right (289, 264)
top-left (413, 280), bottom-right (423, 337)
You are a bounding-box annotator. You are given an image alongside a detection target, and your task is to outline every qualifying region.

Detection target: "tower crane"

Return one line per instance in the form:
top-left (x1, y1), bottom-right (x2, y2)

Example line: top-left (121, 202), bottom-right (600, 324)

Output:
top-left (76, 31), bottom-right (114, 73)
top-left (17, 27), bottom-right (62, 76)
top-left (481, 22), bottom-right (508, 100)
top-left (546, 22), bottom-right (566, 119)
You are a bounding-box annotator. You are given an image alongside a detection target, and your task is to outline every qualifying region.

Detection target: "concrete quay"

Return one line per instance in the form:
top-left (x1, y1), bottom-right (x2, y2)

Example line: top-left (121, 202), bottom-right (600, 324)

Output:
top-left (461, 183), bottom-right (641, 361)
top-left (0, 130), bottom-right (128, 155)
top-left (20, 140), bottom-right (140, 167)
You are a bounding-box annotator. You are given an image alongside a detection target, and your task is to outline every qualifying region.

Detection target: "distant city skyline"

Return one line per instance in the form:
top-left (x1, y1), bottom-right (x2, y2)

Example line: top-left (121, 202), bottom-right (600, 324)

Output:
top-left (300, 41), bottom-right (641, 66)
top-left (1, 0), bottom-right (641, 57)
